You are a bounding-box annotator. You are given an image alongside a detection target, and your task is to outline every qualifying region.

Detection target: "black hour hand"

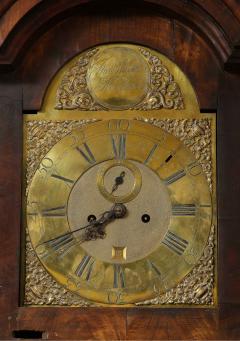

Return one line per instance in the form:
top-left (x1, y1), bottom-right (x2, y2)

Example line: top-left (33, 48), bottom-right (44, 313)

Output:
top-left (111, 171), bottom-right (126, 193)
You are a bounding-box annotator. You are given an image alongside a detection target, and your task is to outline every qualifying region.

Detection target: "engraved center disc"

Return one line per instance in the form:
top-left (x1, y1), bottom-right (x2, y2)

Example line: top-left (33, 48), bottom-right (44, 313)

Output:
top-left (86, 47), bottom-right (150, 110)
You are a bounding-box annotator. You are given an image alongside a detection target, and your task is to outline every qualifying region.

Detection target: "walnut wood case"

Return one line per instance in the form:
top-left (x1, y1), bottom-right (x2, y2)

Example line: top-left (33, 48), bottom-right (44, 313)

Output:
top-left (0, 1), bottom-right (240, 339)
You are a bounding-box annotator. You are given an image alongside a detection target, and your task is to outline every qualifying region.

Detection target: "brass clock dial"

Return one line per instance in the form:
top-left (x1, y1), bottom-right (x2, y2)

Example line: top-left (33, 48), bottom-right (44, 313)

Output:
top-left (27, 119), bottom-right (212, 305)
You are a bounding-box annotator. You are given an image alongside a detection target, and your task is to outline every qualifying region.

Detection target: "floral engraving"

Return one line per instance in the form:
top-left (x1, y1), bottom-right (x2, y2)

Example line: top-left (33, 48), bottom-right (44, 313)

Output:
top-left (55, 47), bottom-right (184, 111)
top-left (134, 49), bottom-right (184, 110)
top-left (55, 49), bottom-right (102, 110)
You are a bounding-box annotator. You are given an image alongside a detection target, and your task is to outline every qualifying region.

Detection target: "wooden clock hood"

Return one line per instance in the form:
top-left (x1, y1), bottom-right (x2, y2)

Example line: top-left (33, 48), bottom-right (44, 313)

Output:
top-left (0, 1), bottom-right (240, 340)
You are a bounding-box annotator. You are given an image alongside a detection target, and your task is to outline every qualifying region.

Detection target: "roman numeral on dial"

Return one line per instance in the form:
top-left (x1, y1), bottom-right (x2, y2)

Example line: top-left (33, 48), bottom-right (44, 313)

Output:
top-left (41, 206), bottom-right (66, 217)
top-left (113, 264), bottom-right (125, 288)
top-left (111, 134), bottom-right (126, 159)
top-left (76, 143), bottom-right (96, 165)
top-left (162, 231), bottom-right (188, 255)
top-left (51, 174), bottom-right (74, 184)
top-left (75, 255), bottom-right (94, 280)
top-left (172, 204), bottom-right (196, 216)
top-left (39, 234), bottom-right (76, 259)
top-left (49, 234), bottom-right (75, 252)
top-left (147, 260), bottom-right (161, 277)
top-left (164, 169), bottom-right (186, 185)
top-left (144, 144), bottom-right (158, 164)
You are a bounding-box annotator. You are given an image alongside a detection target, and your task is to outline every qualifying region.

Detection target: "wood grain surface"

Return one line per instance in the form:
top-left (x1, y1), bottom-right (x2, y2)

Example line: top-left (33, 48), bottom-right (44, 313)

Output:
top-left (0, 1), bottom-right (240, 339)
top-left (0, 81), bottom-right (22, 339)
top-left (18, 2), bottom-right (222, 111)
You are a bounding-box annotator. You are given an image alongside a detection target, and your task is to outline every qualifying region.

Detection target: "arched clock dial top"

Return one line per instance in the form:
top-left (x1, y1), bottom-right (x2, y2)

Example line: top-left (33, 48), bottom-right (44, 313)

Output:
top-left (27, 119), bottom-right (212, 305)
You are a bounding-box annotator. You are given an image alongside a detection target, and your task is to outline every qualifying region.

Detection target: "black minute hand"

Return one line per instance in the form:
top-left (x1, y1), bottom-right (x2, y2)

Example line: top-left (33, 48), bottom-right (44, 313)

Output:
top-left (36, 203), bottom-right (127, 248)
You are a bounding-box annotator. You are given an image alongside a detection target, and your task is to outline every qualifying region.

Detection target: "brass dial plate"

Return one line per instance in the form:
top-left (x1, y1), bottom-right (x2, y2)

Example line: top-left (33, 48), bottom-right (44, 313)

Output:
top-left (26, 119), bottom-right (212, 305)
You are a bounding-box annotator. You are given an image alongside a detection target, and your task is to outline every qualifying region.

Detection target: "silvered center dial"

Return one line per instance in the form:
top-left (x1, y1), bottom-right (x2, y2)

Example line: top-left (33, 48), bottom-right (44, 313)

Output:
top-left (67, 160), bottom-right (171, 263)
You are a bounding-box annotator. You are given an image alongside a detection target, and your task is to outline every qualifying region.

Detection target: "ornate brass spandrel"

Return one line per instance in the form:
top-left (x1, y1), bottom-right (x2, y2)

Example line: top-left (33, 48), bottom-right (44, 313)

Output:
top-left (136, 117), bottom-right (213, 192)
top-left (53, 45), bottom-right (185, 112)
top-left (135, 225), bottom-right (215, 306)
top-left (24, 232), bottom-right (95, 306)
top-left (55, 49), bottom-right (102, 111)
top-left (134, 48), bottom-right (184, 110)
top-left (25, 118), bottom-right (99, 194)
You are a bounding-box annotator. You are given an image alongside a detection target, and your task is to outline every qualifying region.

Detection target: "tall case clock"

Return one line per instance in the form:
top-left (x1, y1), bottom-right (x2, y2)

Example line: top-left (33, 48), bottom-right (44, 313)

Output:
top-left (24, 44), bottom-right (216, 308)
top-left (0, 2), bottom-right (240, 340)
